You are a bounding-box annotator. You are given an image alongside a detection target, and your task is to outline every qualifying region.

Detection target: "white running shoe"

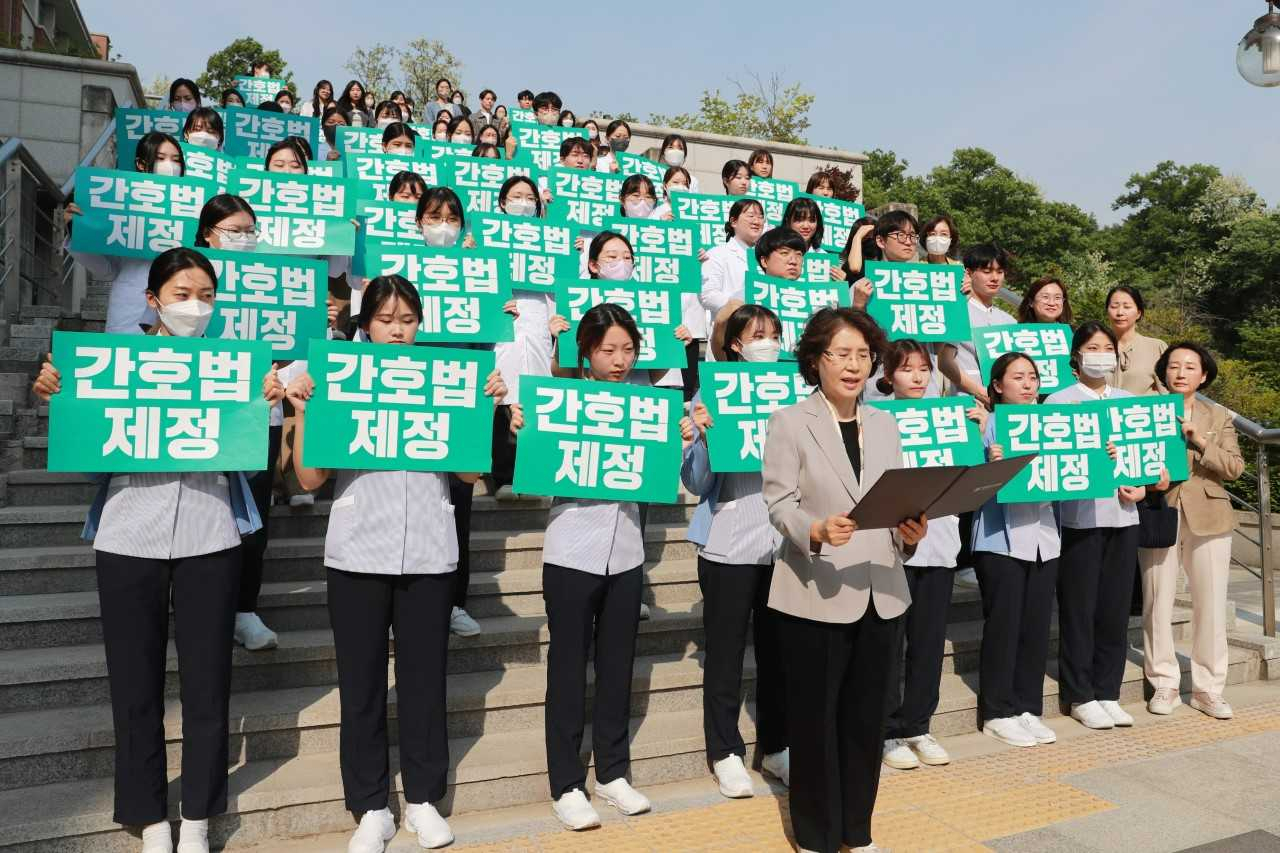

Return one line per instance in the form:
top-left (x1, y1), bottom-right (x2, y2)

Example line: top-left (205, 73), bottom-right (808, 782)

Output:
top-left (233, 611), bottom-right (278, 651)
top-left (1099, 700), bottom-right (1134, 727)
top-left (906, 733), bottom-right (951, 766)
top-left (493, 484), bottom-right (520, 501)
top-left (141, 820), bottom-right (173, 853)
top-left (1190, 692), bottom-right (1234, 720)
top-left (882, 738), bottom-right (919, 770)
top-left (712, 754), bottom-right (754, 798)
top-left (403, 801), bottom-right (453, 848)
top-left (955, 567), bottom-right (980, 588)
top-left (175, 818), bottom-right (209, 853)
top-left (639, 602), bottom-right (651, 620)
top-left (761, 748), bottom-right (790, 787)
top-left (1019, 712), bottom-right (1058, 744)
top-left (347, 808), bottom-right (395, 853)
top-left (983, 716), bottom-right (1036, 747)
top-left (1070, 700), bottom-right (1115, 730)
top-left (595, 777), bottom-right (651, 815)
top-left (552, 789), bottom-right (601, 831)
top-left (288, 492), bottom-right (315, 507)
top-left (449, 607), bottom-right (481, 637)
top-left (1147, 687), bottom-right (1181, 715)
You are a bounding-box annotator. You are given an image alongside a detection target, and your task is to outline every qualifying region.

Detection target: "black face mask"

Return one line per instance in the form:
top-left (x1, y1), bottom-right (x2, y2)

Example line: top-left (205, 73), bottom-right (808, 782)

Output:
top-left (609, 137), bottom-right (631, 153)
top-left (323, 124), bottom-right (339, 145)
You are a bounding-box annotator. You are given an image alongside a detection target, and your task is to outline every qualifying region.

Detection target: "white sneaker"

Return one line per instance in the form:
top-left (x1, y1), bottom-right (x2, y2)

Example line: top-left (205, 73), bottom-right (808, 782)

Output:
top-left (1190, 692), bottom-right (1234, 720)
top-left (906, 733), bottom-right (950, 766)
top-left (955, 567), bottom-right (979, 588)
top-left (1070, 701), bottom-right (1115, 730)
top-left (594, 777), bottom-right (650, 815)
top-left (449, 607), bottom-right (481, 637)
top-left (760, 748), bottom-right (790, 787)
top-left (233, 612), bottom-right (278, 651)
top-left (175, 818), bottom-right (209, 853)
top-left (403, 801), bottom-right (453, 849)
top-left (639, 602), bottom-right (651, 620)
top-left (1019, 712), bottom-right (1057, 744)
top-left (288, 492), bottom-right (315, 507)
top-left (881, 738), bottom-right (919, 770)
top-left (141, 820), bottom-right (173, 853)
top-left (712, 754), bottom-right (754, 798)
top-left (1147, 687), bottom-right (1181, 715)
top-left (1099, 700), bottom-right (1134, 727)
top-left (347, 807), bottom-right (395, 853)
top-left (552, 788), bottom-right (600, 830)
top-left (983, 716), bottom-right (1036, 747)
top-left (493, 484), bottom-right (520, 501)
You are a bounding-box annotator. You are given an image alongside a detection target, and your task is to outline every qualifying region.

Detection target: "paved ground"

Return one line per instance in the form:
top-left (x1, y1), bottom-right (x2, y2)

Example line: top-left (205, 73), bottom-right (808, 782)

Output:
top-left (245, 680), bottom-right (1280, 853)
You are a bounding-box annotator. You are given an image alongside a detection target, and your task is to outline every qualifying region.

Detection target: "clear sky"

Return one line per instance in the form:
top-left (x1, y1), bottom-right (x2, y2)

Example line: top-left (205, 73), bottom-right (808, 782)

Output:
top-left (89, 0), bottom-right (1276, 225)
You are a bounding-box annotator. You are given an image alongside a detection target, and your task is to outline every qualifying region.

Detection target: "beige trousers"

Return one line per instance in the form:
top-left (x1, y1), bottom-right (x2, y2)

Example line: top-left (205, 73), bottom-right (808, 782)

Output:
top-left (1139, 509), bottom-right (1232, 695)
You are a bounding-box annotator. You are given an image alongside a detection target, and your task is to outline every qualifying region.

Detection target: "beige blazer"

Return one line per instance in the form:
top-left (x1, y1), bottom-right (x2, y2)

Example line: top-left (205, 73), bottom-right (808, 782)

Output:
top-left (1166, 400), bottom-right (1246, 538)
top-left (761, 391), bottom-right (911, 624)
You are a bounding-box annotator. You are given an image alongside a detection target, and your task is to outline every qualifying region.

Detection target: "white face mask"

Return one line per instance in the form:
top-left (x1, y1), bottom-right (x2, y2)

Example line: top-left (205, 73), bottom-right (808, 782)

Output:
top-left (156, 299), bottom-right (213, 337)
top-left (624, 199), bottom-right (655, 218)
top-left (377, 117), bottom-right (396, 129)
top-left (739, 339), bottom-right (782, 363)
top-left (1080, 351), bottom-right (1118, 379)
top-left (663, 148), bottom-right (685, 167)
top-left (925, 235), bottom-right (951, 256)
top-left (422, 221), bottom-right (461, 247)
top-left (597, 259), bottom-right (634, 281)
top-left (220, 231), bottom-right (258, 252)
top-left (152, 160), bottom-right (182, 177)
top-left (173, 101), bottom-right (196, 113)
top-left (453, 135), bottom-right (472, 145)
top-left (187, 131), bottom-right (220, 150)
top-left (595, 154), bottom-right (614, 173)
top-left (503, 198), bottom-right (537, 217)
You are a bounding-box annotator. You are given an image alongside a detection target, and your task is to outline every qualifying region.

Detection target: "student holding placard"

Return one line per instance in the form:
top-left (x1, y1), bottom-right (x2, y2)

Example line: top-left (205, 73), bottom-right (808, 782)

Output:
top-left (972, 353), bottom-right (1061, 749)
top-left (1044, 322), bottom-right (1148, 731)
top-left (33, 247), bottom-right (284, 853)
top-left (221, 89), bottom-right (245, 108)
top-left (806, 172), bottom-right (835, 197)
top-left (681, 304), bottom-right (790, 799)
top-left (877, 339), bottom-right (987, 771)
top-left (938, 243), bottom-right (1018, 406)
top-left (182, 108), bottom-right (224, 151)
top-left (284, 275), bottom-right (510, 852)
top-left (1017, 276), bottom-right (1074, 325)
top-left (1142, 343), bottom-right (1245, 720)
top-left (168, 78), bottom-right (201, 112)
top-left (838, 215), bottom-right (879, 286)
top-left (700, 199), bottom-right (765, 319)
top-left (649, 166), bottom-right (692, 221)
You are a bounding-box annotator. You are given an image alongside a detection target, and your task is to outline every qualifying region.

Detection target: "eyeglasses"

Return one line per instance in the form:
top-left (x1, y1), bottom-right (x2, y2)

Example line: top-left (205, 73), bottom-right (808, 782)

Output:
top-left (1035, 295), bottom-right (1064, 304)
top-left (888, 230), bottom-right (918, 245)
top-left (823, 349), bottom-right (872, 367)
top-left (215, 225), bottom-right (260, 237)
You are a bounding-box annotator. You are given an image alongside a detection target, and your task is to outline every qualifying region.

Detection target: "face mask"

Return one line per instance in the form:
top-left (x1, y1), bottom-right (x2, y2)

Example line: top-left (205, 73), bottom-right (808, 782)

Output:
top-left (739, 339), bottom-right (782, 363)
top-left (323, 125), bottom-right (339, 145)
top-left (597, 259), bottom-right (633, 281)
top-left (220, 231), bottom-right (258, 252)
top-left (624, 199), bottom-right (655, 218)
top-left (453, 135), bottom-right (472, 144)
top-left (422, 221), bottom-right (461, 247)
top-left (925, 235), bottom-right (951, 256)
top-left (173, 101), bottom-right (196, 113)
top-left (187, 131), bottom-right (219, 150)
top-left (609, 137), bottom-right (631, 153)
top-left (561, 118), bottom-right (574, 127)
top-left (1080, 352), bottom-right (1118, 379)
top-left (156, 299), bottom-right (213, 337)
top-left (663, 148), bottom-right (685, 167)
top-left (503, 198), bottom-right (537, 217)
top-left (595, 155), bottom-right (614, 173)
top-left (377, 117), bottom-right (396, 129)
top-left (152, 160), bottom-right (182, 177)
top-left (536, 112), bottom-right (557, 126)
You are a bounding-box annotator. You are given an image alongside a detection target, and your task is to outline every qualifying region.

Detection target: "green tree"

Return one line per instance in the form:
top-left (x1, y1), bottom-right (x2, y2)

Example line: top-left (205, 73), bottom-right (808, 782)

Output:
top-left (860, 148), bottom-right (913, 209)
top-left (649, 72), bottom-right (814, 144)
top-left (810, 165), bottom-right (861, 203)
top-left (399, 38), bottom-right (462, 108)
top-left (346, 44), bottom-right (397, 101)
top-left (1238, 306), bottom-right (1280, 389)
top-left (197, 37), bottom-right (292, 98)
top-left (1200, 209), bottom-right (1280, 349)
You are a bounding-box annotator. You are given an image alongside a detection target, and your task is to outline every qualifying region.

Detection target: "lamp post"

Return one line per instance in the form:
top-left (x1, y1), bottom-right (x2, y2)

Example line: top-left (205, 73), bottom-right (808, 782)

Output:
top-left (1237, 1), bottom-right (1280, 86)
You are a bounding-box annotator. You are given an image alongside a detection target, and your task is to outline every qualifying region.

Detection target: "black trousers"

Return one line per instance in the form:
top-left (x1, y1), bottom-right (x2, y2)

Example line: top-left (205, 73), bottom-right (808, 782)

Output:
top-left (885, 565), bottom-right (955, 739)
top-left (542, 562), bottom-right (642, 799)
top-left (238, 424), bottom-right (282, 612)
top-left (1058, 525), bottom-right (1139, 705)
top-left (696, 556), bottom-right (786, 761)
top-left (956, 511), bottom-right (975, 570)
top-left (681, 339), bottom-right (702, 402)
top-left (777, 599), bottom-right (899, 853)
top-left (974, 552), bottom-right (1059, 721)
top-left (448, 475), bottom-right (474, 609)
top-left (327, 567), bottom-right (452, 811)
top-left (490, 404), bottom-right (516, 490)
top-left (96, 546), bottom-right (241, 825)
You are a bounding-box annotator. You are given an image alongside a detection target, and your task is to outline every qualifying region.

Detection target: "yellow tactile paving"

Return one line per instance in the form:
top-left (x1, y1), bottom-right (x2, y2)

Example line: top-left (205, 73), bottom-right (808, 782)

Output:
top-left (450, 699), bottom-right (1280, 851)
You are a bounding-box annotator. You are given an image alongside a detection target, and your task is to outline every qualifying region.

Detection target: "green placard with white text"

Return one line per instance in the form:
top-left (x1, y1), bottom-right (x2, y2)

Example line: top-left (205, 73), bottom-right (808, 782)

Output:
top-left (468, 212), bottom-right (575, 293)
top-left (864, 261), bottom-right (970, 343)
top-left (797, 193), bottom-right (866, 254)
top-left (68, 167), bottom-right (214, 260)
top-left (363, 244), bottom-right (514, 343)
top-left (180, 144), bottom-right (238, 190)
top-left (697, 362), bottom-right (813, 472)
top-left (555, 279), bottom-right (684, 369)
top-left (868, 396), bottom-right (986, 469)
top-left (510, 121), bottom-right (591, 170)
top-left (1105, 394), bottom-right (1189, 486)
top-left (746, 270), bottom-right (850, 358)
top-left (222, 107), bottom-right (320, 160)
top-left (231, 169), bottom-right (356, 255)
top-left (234, 76), bottom-right (290, 107)
top-left (975, 323), bottom-right (1073, 393)
top-left (995, 402), bottom-right (1115, 503)
top-left (545, 167), bottom-right (624, 230)
top-left (615, 152), bottom-right (668, 201)
top-left (201, 249), bottom-right (329, 360)
top-left (114, 108), bottom-right (188, 169)
top-left (747, 175), bottom-right (799, 206)
top-left (445, 156), bottom-right (538, 214)
top-left (599, 217), bottom-right (701, 293)
top-left (344, 151), bottom-right (441, 200)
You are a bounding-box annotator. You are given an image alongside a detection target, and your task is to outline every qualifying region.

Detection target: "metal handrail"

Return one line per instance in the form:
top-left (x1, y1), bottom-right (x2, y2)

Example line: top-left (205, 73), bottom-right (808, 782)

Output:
top-left (60, 116), bottom-right (117, 197)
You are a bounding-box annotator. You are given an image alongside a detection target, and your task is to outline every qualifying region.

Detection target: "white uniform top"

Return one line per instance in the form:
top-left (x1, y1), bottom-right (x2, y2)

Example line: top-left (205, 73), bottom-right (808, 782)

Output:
top-left (94, 472), bottom-right (242, 559)
top-left (700, 470), bottom-right (780, 566)
top-left (493, 290), bottom-right (554, 406)
top-left (542, 498), bottom-right (644, 575)
top-left (905, 514), bottom-right (961, 568)
top-left (324, 469), bottom-right (458, 575)
top-left (1045, 382), bottom-right (1140, 530)
top-left (72, 251), bottom-right (157, 334)
top-left (951, 297), bottom-right (1016, 392)
top-left (699, 237), bottom-right (750, 317)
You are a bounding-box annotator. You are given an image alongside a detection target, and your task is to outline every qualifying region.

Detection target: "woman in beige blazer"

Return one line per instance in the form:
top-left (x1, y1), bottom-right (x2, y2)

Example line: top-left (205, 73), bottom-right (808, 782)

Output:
top-left (1141, 342), bottom-right (1245, 721)
top-left (762, 307), bottom-right (927, 853)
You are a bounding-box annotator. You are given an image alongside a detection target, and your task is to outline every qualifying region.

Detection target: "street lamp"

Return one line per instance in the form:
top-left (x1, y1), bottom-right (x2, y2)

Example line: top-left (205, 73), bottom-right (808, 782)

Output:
top-left (1237, 1), bottom-right (1280, 86)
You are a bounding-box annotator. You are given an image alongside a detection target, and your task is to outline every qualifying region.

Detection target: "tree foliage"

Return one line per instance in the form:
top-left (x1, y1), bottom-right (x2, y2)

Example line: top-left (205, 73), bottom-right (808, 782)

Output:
top-left (345, 44), bottom-right (397, 100)
top-left (398, 39), bottom-right (462, 108)
top-left (810, 165), bottom-right (861, 202)
top-left (197, 37), bottom-right (292, 99)
top-left (649, 72), bottom-right (814, 145)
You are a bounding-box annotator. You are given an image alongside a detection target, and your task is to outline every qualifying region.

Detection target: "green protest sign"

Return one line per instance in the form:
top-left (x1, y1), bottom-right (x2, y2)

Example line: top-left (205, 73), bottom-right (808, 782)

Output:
top-left (301, 339), bottom-right (495, 472)
top-left (234, 76), bottom-right (290, 107)
top-left (975, 323), bottom-right (1073, 393)
top-left (231, 169), bottom-right (356, 255)
top-left (599, 217), bottom-right (700, 292)
top-left (511, 108), bottom-right (536, 124)
top-left (180, 143), bottom-right (237, 190)
top-left (747, 175), bottom-right (800, 206)
top-left (68, 167), bottom-right (214, 260)
top-left (615, 152), bottom-right (668, 200)
top-left (867, 396), bottom-right (985, 469)
top-left (47, 331), bottom-right (271, 473)
top-left (747, 248), bottom-right (842, 284)
top-left (363, 245), bottom-right (514, 343)
top-left (864, 261), bottom-right (970, 343)
top-left (114, 108), bottom-right (187, 169)
top-left (513, 376), bottom-right (682, 503)
top-left (238, 158), bottom-right (343, 178)
top-left (797, 193), bottom-right (867, 254)
top-left (995, 402), bottom-right (1115, 503)
top-left (697, 362), bottom-right (813, 473)
top-left (201, 249), bottom-right (329, 360)
top-left (334, 126), bottom-right (384, 156)
top-left (222, 107), bottom-right (320, 159)
top-left (445, 156), bottom-right (538, 214)
top-left (413, 138), bottom-right (473, 160)
top-left (352, 200), bottom-right (420, 277)
top-left (344, 151), bottom-right (441, 200)
top-left (555, 279), bottom-right (684, 369)
top-left (671, 191), bottom-right (783, 250)
top-left (510, 121), bottom-right (590, 170)
top-left (469, 212), bottom-right (575, 293)
top-left (746, 270), bottom-right (850, 358)
top-left (545, 168), bottom-right (624, 230)
top-left (1105, 394), bottom-right (1189, 486)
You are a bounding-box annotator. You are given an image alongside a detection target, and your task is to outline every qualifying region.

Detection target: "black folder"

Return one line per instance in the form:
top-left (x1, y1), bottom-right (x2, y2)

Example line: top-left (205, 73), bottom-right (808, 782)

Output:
top-left (846, 454), bottom-right (1037, 530)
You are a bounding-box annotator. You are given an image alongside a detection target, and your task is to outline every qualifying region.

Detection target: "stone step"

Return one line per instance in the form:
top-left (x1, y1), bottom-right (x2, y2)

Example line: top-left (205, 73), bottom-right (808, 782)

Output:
top-left (0, 601), bottom-right (711, 714)
top-left (0, 375), bottom-right (31, 411)
top-left (0, 649), bottom-right (744, 793)
top-left (6, 325), bottom-right (52, 342)
top-left (16, 305), bottom-right (61, 320)
top-left (0, 702), bottom-right (759, 852)
top-left (18, 437), bottom-right (44, 470)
